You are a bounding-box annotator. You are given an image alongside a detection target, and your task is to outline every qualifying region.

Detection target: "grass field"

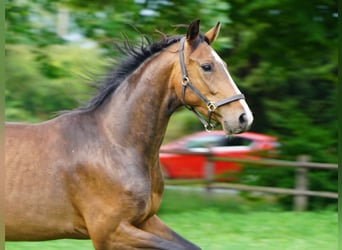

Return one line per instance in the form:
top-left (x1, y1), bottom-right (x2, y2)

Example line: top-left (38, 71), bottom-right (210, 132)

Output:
top-left (6, 188), bottom-right (338, 250)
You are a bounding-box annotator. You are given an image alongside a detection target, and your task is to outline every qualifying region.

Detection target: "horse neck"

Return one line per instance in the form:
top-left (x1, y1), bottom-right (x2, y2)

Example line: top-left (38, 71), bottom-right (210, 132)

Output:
top-left (96, 51), bottom-right (180, 159)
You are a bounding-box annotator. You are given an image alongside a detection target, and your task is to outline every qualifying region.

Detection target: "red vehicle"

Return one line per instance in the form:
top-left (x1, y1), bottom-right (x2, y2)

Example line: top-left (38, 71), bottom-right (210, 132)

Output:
top-left (159, 131), bottom-right (279, 179)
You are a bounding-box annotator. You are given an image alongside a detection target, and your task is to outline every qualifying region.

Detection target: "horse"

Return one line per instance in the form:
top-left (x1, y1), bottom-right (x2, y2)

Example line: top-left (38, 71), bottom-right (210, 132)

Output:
top-left (5, 19), bottom-right (253, 249)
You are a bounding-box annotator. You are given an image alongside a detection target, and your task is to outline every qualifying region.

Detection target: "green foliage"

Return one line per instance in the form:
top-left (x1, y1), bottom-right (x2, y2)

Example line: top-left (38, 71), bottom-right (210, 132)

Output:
top-left (225, 0), bottom-right (337, 163)
top-left (308, 169), bottom-right (338, 210)
top-left (239, 161), bottom-right (337, 211)
top-left (5, 44), bottom-right (105, 121)
top-left (5, 0), bottom-right (337, 209)
top-left (6, 0), bottom-right (64, 46)
top-left (221, 1), bottom-right (337, 210)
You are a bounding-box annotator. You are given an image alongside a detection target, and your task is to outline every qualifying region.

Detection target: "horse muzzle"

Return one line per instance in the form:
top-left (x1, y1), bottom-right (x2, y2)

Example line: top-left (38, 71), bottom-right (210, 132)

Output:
top-left (219, 100), bottom-right (254, 135)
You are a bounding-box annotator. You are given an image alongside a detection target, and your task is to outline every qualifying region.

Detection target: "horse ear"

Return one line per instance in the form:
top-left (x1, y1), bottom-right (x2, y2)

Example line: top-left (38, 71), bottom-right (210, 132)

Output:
top-left (186, 19), bottom-right (200, 42)
top-left (205, 22), bottom-right (221, 44)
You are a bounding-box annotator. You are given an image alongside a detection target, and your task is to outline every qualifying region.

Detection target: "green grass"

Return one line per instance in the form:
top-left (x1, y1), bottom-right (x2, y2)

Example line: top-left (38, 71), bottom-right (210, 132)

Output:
top-left (6, 188), bottom-right (337, 250)
top-left (162, 210), bottom-right (337, 250)
top-left (5, 240), bottom-right (93, 250)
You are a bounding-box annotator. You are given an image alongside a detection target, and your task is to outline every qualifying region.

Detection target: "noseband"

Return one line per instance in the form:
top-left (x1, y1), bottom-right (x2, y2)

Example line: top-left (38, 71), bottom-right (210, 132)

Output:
top-left (179, 37), bottom-right (245, 131)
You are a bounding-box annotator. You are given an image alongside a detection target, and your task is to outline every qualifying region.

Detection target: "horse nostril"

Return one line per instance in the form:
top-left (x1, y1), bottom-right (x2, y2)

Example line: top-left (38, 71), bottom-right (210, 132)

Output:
top-left (239, 113), bottom-right (248, 129)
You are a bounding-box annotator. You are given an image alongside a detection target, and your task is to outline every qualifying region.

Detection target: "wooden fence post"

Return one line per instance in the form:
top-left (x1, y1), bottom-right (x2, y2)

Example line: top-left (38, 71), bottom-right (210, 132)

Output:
top-left (294, 155), bottom-right (310, 211)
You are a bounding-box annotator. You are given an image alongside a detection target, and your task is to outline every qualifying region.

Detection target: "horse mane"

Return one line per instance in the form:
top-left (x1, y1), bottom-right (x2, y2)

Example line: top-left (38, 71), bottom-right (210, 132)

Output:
top-left (71, 34), bottom-right (182, 113)
top-left (69, 32), bottom-right (208, 113)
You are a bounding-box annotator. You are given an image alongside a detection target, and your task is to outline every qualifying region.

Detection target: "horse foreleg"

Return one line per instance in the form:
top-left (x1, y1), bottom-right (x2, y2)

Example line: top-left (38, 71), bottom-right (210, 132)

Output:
top-left (90, 221), bottom-right (189, 250)
top-left (139, 215), bottom-right (201, 250)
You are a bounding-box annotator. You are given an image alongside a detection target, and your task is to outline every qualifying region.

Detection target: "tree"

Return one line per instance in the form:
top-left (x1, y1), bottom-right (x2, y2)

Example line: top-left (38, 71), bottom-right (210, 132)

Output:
top-left (224, 0), bottom-right (337, 162)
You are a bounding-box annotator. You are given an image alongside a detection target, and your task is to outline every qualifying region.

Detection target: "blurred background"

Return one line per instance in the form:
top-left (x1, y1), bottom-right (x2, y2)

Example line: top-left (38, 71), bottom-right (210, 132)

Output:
top-left (5, 0), bottom-right (338, 249)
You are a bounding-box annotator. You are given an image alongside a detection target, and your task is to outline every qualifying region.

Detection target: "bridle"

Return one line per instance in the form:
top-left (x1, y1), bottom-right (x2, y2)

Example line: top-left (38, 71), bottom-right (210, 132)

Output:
top-left (179, 37), bottom-right (245, 131)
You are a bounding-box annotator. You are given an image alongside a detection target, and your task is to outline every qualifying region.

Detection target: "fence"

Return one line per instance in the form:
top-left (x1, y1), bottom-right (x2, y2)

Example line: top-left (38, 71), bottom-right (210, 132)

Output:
top-left (159, 149), bottom-right (338, 211)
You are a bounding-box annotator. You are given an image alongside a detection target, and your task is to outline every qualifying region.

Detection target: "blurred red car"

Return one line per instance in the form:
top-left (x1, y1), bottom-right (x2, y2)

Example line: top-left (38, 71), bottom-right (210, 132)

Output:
top-left (159, 131), bottom-right (279, 179)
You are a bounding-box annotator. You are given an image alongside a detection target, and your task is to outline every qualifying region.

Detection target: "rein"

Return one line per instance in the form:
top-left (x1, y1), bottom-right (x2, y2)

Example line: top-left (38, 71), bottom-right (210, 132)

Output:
top-left (178, 37), bottom-right (245, 131)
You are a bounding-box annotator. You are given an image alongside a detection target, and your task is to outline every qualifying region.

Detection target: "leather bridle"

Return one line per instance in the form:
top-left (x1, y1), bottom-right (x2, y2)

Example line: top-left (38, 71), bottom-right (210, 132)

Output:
top-left (179, 37), bottom-right (245, 131)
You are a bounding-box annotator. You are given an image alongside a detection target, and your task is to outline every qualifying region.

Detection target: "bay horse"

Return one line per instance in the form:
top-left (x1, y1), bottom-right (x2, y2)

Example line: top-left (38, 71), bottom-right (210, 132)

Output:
top-left (5, 19), bottom-right (253, 249)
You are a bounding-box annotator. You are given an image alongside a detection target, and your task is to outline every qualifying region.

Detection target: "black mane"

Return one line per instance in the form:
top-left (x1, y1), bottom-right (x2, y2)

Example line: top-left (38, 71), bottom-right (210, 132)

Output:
top-left (75, 33), bottom-right (208, 113)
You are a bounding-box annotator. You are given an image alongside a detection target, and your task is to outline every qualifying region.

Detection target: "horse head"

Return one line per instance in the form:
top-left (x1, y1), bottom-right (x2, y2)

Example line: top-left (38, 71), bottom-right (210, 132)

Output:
top-left (173, 19), bottom-right (253, 135)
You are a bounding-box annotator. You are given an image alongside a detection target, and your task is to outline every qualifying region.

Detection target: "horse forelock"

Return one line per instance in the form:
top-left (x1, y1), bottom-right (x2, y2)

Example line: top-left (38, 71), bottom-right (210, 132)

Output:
top-left (191, 33), bottom-right (209, 50)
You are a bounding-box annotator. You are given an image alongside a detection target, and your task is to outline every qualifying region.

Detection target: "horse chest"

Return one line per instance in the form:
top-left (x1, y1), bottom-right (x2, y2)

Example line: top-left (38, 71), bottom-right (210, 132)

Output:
top-left (71, 152), bottom-right (164, 224)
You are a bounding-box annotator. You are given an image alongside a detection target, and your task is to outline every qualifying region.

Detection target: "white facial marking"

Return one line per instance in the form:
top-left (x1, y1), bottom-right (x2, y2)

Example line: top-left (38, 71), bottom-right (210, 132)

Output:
top-left (211, 49), bottom-right (241, 94)
top-left (210, 49), bottom-right (254, 126)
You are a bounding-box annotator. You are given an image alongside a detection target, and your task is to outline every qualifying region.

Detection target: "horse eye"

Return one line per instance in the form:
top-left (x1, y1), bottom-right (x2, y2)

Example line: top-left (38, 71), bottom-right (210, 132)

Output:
top-left (201, 64), bottom-right (213, 72)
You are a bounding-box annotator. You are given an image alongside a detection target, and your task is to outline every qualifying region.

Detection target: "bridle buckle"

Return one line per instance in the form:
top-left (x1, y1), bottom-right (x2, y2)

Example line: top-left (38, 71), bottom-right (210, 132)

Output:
top-left (207, 102), bottom-right (217, 112)
top-left (182, 76), bottom-right (190, 86)
top-left (204, 123), bottom-right (215, 132)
